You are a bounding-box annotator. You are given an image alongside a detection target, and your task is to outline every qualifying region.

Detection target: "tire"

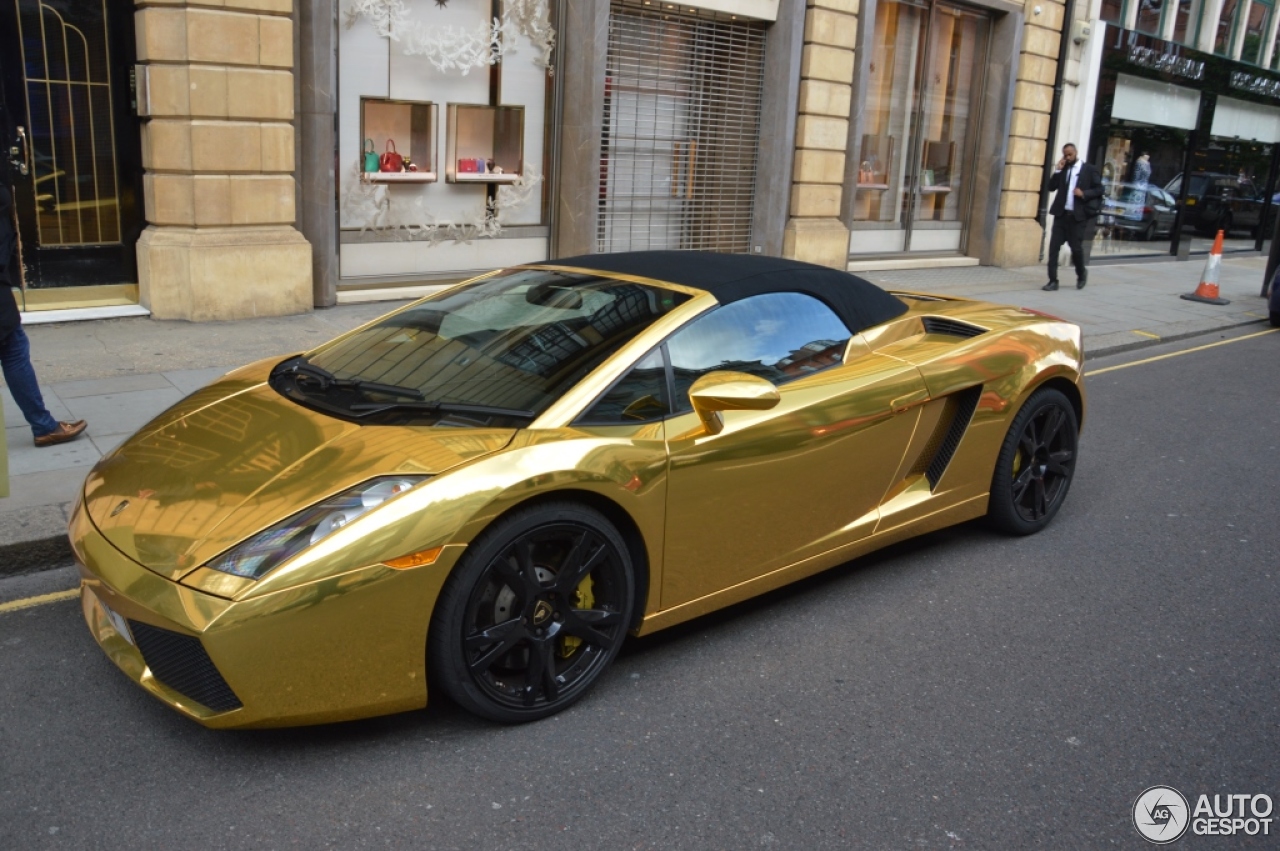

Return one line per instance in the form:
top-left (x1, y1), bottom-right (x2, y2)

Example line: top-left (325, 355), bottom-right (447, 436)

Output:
top-left (1139, 221), bottom-right (1156, 241)
top-left (986, 387), bottom-right (1079, 536)
top-left (429, 501), bottom-right (635, 723)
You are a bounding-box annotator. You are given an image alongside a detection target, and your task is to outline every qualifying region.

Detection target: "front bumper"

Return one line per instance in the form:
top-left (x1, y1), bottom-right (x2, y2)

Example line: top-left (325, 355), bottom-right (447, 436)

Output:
top-left (71, 499), bottom-right (463, 728)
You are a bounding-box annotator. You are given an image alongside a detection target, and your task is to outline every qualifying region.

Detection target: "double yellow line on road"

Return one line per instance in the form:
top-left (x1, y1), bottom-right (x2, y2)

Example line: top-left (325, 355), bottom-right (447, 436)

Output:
top-left (2, 328), bottom-right (1277, 616)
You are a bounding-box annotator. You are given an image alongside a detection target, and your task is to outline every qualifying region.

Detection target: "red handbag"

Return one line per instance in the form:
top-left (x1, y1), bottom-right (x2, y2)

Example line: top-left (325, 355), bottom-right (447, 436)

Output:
top-left (379, 140), bottom-right (404, 173)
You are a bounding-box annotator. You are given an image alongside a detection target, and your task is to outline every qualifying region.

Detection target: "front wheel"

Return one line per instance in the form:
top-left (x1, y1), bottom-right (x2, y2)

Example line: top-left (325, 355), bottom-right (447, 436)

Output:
top-left (429, 502), bottom-right (635, 723)
top-left (986, 387), bottom-right (1079, 535)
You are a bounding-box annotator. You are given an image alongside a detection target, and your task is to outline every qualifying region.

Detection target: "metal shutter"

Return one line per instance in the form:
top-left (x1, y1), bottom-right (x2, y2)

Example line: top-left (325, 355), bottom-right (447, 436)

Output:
top-left (599, 2), bottom-right (767, 254)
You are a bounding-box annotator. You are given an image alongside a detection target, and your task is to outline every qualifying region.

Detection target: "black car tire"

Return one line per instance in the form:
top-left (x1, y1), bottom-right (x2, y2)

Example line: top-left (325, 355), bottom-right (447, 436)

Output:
top-left (429, 501), bottom-right (635, 723)
top-left (986, 387), bottom-right (1078, 536)
top-left (1140, 221), bottom-right (1156, 241)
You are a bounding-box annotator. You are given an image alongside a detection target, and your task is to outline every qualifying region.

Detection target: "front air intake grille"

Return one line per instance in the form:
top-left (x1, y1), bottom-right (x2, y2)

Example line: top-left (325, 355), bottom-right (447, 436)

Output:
top-left (128, 621), bottom-right (243, 713)
top-left (925, 386), bottom-right (983, 489)
top-left (922, 317), bottom-right (987, 338)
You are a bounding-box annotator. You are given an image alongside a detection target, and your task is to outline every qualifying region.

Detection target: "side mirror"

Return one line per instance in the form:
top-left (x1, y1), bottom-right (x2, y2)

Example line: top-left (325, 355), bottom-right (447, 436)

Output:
top-left (687, 371), bottom-right (780, 436)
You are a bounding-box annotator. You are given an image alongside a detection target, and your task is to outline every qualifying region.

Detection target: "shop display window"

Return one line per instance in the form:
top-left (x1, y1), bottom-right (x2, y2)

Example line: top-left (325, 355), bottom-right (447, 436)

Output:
top-left (446, 104), bottom-right (525, 184)
top-left (857, 134), bottom-right (894, 190)
top-left (360, 98), bottom-right (438, 183)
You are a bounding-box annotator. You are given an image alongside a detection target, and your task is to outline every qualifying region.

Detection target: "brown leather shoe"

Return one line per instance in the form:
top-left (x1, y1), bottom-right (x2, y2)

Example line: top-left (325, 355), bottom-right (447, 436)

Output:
top-left (34, 420), bottom-right (88, 447)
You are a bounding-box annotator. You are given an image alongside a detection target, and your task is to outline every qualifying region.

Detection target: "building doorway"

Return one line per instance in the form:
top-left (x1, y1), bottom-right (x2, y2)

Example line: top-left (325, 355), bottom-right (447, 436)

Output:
top-left (849, 0), bottom-right (992, 256)
top-left (0, 0), bottom-right (143, 293)
top-left (597, 2), bottom-right (767, 254)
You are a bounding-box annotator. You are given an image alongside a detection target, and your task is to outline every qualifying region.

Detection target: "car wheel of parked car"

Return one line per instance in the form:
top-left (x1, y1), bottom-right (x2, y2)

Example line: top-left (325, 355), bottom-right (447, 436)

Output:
top-left (430, 501), bottom-right (635, 723)
top-left (1140, 221), bottom-right (1156, 241)
top-left (986, 387), bottom-right (1078, 536)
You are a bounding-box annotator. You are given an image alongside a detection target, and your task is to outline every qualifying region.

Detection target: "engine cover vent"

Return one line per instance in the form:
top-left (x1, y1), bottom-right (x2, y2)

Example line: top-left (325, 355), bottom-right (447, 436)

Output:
top-left (922, 317), bottom-right (986, 339)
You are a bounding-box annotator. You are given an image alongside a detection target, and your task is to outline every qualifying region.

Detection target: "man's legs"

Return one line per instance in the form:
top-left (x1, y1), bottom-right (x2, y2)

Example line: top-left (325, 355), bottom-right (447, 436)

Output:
top-left (0, 325), bottom-right (61, 437)
top-left (1046, 216), bottom-right (1068, 288)
top-left (1064, 217), bottom-right (1085, 281)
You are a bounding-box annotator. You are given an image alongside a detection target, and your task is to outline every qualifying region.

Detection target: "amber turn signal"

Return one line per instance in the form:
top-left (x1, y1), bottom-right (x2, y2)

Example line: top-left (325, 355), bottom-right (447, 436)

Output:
top-left (382, 546), bottom-right (444, 570)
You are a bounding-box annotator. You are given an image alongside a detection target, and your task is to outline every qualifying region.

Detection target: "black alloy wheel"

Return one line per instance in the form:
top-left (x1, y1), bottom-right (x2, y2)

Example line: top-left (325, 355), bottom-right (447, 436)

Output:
top-left (986, 387), bottom-right (1078, 535)
top-left (429, 502), bottom-right (635, 722)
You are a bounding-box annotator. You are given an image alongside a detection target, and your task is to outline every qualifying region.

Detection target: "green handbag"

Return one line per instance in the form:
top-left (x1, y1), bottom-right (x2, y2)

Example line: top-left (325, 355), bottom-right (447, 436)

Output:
top-left (362, 139), bottom-right (378, 172)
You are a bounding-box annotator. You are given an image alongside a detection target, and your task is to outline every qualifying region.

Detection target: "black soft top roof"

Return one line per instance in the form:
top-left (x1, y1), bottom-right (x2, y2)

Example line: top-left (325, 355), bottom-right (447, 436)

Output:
top-left (541, 251), bottom-right (908, 335)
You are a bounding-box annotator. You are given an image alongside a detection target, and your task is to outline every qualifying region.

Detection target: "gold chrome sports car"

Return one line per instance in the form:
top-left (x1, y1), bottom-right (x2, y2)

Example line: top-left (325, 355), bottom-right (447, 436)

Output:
top-left (72, 252), bottom-right (1084, 728)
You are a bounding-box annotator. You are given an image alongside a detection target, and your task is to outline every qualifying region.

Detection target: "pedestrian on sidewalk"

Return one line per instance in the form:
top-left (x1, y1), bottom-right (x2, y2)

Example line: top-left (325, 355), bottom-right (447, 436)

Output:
top-left (2, 139), bottom-right (87, 447)
top-left (1044, 143), bottom-right (1103, 292)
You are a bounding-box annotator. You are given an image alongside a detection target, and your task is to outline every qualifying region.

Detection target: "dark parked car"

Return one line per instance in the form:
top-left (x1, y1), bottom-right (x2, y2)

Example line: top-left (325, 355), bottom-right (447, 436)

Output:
top-left (1100, 183), bottom-right (1178, 240)
top-left (1165, 172), bottom-right (1272, 237)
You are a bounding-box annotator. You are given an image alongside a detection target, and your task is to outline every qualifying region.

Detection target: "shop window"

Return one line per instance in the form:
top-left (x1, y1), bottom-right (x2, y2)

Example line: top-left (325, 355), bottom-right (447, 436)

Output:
top-left (1171, 0), bottom-right (1194, 45)
top-left (1241, 1), bottom-right (1271, 65)
top-left (445, 105), bottom-right (524, 184)
top-left (1216, 0), bottom-right (1240, 55)
top-left (1135, 0), bottom-right (1162, 35)
top-left (360, 98), bottom-right (437, 183)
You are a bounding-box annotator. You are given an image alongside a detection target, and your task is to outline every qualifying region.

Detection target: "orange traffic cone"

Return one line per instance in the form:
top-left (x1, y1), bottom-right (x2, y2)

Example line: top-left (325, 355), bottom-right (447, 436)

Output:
top-left (1181, 230), bottom-right (1231, 305)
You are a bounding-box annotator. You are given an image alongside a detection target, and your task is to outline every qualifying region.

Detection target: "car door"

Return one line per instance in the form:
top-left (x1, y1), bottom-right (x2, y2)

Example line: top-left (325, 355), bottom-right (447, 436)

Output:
top-left (657, 293), bottom-right (928, 609)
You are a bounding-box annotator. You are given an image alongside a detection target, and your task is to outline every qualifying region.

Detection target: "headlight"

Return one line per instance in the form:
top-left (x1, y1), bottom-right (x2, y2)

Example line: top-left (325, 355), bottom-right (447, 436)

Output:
top-left (206, 476), bottom-right (427, 580)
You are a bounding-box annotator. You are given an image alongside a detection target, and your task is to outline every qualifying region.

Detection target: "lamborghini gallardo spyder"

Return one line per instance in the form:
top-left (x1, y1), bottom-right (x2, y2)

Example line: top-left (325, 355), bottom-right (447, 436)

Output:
top-left (71, 252), bottom-right (1084, 727)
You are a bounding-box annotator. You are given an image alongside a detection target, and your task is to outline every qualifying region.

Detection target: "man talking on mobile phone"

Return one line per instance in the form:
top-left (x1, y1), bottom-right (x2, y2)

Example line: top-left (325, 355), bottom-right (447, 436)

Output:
top-left (1044, 143), bottom-right (1103, 291)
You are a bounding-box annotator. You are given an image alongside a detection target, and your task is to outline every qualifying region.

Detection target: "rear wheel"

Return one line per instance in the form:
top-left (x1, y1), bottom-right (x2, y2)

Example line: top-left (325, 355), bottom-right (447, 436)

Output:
top-left (429, 502), bottom-right (635, 723)
top-left (986, 387), bottom-right (1078, 535)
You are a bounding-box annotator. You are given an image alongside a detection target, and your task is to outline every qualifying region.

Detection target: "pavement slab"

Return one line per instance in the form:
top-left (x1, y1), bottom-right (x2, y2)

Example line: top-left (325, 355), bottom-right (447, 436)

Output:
top-left (1, 254), bottom-right (1273, 570)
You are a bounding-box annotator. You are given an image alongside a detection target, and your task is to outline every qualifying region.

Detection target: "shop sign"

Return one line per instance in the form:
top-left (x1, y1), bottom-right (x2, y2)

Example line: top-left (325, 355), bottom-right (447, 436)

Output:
top-left (1127, 45), bottom-right (1204, 81)
top-left (1230, 71), bottom-right (1280, 100)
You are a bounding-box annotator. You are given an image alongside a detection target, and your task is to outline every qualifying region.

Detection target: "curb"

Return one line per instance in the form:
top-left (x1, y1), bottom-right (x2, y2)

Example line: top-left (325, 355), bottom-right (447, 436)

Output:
top-left (0, 316), bottom-right (1269, 579)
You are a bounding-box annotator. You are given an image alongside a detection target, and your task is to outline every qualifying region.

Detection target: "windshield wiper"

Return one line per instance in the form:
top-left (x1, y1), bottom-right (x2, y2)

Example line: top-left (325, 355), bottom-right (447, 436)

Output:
top-left (278, 358), bottom-right (424, 400)
top-left (347, 400), bottom-right (535, 420)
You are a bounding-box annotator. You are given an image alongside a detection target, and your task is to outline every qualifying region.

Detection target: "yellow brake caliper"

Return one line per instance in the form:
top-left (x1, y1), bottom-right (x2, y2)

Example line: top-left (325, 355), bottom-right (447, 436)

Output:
top-left (558, 575), bottom-right (594, 658)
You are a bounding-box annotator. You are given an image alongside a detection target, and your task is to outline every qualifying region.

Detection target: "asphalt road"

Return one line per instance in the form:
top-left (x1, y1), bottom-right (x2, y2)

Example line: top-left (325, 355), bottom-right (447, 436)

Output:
top-left (2, 329), bottom-right (1278, 850)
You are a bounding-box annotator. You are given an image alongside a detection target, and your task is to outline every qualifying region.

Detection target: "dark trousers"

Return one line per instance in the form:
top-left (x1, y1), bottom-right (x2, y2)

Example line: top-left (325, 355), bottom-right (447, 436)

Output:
top-left (1048, 214), bottom-right (1095, 283)
top-left (1, 325), bottom-right (60, 438)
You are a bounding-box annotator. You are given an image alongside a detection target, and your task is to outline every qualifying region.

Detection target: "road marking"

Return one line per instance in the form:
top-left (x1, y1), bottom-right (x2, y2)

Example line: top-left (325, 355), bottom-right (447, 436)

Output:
top-left (1088, 328), bottom-right (1280, 375)
top-left (1131, 330), bottom-right (1161, 339)
top-left (0, 588), bottom-right (80, 615)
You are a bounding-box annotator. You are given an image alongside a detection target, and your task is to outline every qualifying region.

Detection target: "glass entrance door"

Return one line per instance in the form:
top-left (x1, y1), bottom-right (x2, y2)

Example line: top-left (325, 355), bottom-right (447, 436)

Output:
top-left (0, 0), bottom-right (142, 288)
top-left (850, 0), bottom-right (991, 255)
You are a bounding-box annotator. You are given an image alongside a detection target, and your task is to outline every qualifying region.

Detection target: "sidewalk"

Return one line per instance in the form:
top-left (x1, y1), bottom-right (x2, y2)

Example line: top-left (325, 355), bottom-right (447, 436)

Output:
top-left (3, 253), bottom-right (1273, 573)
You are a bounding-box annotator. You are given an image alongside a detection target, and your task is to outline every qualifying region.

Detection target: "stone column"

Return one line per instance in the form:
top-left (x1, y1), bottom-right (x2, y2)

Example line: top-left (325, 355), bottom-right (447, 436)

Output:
top-left (992, 1), bottom-right (1062, 268)
top-left (783, 0), bottom-right (858, 270)
top-left (134, 0), bottom-right (312, 321)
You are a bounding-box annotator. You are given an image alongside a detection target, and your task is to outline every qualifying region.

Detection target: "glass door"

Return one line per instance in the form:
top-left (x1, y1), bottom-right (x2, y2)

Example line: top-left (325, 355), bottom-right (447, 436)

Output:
top-left (851, 0), bottom-right (991, 255)
top-left (0, 0), bottom-right (142, 289)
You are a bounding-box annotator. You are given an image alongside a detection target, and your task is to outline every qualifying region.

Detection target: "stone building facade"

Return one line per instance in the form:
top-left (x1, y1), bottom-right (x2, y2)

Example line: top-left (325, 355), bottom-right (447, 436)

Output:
top-left (2, 0), bottom-right (1079, 321)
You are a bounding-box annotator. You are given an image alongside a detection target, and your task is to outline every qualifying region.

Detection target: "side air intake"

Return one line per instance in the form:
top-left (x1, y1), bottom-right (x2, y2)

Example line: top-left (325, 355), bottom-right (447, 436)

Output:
top-left (921, 317), bottom-right (986, 339)
top-left (920, 385), bottom-right (982, 489)
top-left (129, 620), bottom-right (243, 713)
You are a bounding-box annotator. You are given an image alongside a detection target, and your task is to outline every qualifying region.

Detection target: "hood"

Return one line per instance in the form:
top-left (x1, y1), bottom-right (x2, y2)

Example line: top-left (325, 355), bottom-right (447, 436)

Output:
top-left (83, 376), bottom-right (516, 580)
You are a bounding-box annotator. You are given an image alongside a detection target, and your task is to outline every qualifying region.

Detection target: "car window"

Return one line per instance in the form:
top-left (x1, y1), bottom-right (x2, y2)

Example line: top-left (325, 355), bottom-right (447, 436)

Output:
top-left (666, 292), bottom-right (852, 413)
top-left (578, 348), bottom-right (669, 424)
top-left (293, 270), bottom-right (691, 426)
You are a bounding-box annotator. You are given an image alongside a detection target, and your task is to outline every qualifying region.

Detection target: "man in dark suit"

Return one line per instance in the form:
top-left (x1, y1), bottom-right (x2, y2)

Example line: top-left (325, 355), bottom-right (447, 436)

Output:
top-left (1044, 143), bottom-right (1103, 291)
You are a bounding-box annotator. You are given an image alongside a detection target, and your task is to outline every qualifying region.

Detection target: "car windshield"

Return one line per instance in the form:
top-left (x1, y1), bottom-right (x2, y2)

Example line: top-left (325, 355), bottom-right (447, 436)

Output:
top-left (272, 269), bottom-right (691, 427)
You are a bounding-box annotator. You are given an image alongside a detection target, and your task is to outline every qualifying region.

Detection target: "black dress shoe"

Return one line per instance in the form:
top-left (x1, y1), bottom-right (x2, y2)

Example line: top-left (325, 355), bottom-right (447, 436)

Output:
top-left (1077, 271), bottom-right (1087, 289)
top-left (1042, 281), bottom-right (1059, 291)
